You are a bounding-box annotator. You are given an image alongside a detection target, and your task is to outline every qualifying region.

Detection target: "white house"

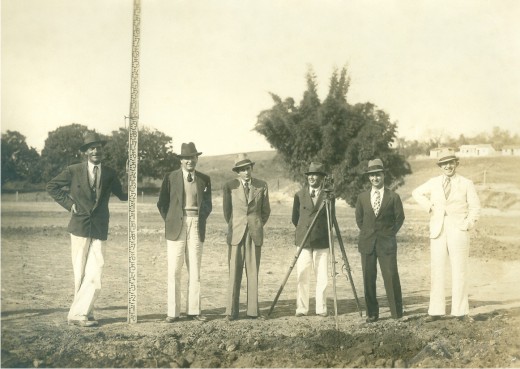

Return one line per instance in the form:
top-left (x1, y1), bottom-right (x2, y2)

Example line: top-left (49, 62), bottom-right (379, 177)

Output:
top-left (458, 144), bottom-right (496, 157)
top-left (501, 145), bottom-right (520, 156)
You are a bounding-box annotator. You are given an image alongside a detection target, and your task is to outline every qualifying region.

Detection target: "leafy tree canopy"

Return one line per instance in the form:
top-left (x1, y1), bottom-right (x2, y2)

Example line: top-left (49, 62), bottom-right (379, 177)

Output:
top-left (255, 66), bottom-right (412, 207)
top-left (1, 130), bottom-right (42, 184)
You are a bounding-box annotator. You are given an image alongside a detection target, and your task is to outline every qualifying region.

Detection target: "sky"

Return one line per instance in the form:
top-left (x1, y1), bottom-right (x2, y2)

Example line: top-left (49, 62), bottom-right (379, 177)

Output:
top-left (2, 0), bottom-right (520, 156)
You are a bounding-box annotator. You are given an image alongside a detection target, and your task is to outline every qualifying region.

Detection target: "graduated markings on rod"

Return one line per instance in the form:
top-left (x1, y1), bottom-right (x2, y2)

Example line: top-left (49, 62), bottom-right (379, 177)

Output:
top-left (127, 0), bottom-right (141, 325)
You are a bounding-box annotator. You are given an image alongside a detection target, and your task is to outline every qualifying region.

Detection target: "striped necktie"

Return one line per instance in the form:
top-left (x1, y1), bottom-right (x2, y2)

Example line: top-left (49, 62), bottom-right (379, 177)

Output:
top-left (443, 176), bottom-right (451, 199)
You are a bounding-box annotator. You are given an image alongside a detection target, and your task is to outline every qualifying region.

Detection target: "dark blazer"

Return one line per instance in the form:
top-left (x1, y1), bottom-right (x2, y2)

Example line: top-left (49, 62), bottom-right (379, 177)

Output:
top-left (46, 162), bottom-right (128, 240)
top-left (292, 187), bottom-right (333, 249)
top-left (355, 188), bottom-right (405, 254)
top-left (222, 178), bottom-right (270, 246)
top-left (157, 169), bottom-right (212, 242)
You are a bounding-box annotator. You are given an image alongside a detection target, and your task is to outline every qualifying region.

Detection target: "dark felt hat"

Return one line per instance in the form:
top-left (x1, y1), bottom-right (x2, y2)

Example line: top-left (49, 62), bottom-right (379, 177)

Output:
top-left (80, 132), bottom-right (107, 152)
top-left (232, 153), bottom-right (255, 172)
top-left (304, 162), bottom-right (327, 176)
top-left (178, 142), bottom-right (202, 158)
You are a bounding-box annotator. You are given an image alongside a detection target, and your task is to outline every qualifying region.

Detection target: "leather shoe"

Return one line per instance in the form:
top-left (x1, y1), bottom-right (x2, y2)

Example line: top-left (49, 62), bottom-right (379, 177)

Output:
top-left (456, 315), bottom-right (474, 323)
top-left (317, 312), bottom-right (329, 317)
top-left (246, 315), bottom-right (265, 320)
top-left (188, 315), bottom-right (207, 322)
top-left (68, 319), bottom-right (98, 327)
top-left (425, 315), bottom-right (441, 322)
top-left (225, 315), bottom-right (237, 321)
top-left (295, 313), bottom-right (306, 317)
top-left (165, 316), bottom-right (179, 323)
top-left (365, 316), bottom-right (378, 323)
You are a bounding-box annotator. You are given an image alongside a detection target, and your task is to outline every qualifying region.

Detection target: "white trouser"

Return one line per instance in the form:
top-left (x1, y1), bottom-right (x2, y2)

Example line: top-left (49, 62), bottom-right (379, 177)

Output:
top-left (167, 217), bottom-right (203, 317)
top-left (429, 217), bottom-right (470, 316)
top-left (295, 247), bottom-right (329, 315)
top-left (68, 234), bottom-right (105, 320)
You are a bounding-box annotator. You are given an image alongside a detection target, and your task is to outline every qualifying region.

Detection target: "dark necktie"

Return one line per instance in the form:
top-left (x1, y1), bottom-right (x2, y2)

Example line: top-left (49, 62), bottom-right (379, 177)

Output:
top-left (443, 177), bottom-right (451, 199)
top-left (187, 172), bottom-right (193, 182)
top-left (311, 189), bottom-right (316, 198)
top-left (92, 165), bottom-right (98, 192)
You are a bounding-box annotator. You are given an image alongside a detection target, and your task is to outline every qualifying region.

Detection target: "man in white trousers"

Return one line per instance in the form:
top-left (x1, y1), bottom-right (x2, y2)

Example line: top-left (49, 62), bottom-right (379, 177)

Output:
top-left (157, 142), bottom-right (212, 322)
top-left (412, 150), bottom-right (480, 322)
top-left (47, 132), bottom-right (128, 327)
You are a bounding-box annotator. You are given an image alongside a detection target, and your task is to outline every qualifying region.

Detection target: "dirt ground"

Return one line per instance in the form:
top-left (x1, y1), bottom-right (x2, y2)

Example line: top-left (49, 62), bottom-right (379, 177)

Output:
top-left (1, 192), bottom-right (520, 368)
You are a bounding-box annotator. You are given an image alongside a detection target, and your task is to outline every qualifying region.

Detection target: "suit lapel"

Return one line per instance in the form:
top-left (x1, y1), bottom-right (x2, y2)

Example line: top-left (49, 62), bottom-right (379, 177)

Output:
top-left (377, 188), bottom-right (391, 216)
top-left (174, 170), bottom-right (184, 205)
top-left (80, 162), bottom-right (93, 200)
top-left (247, 179), bottom-right (258, 204)
top-left (195, 171), bottom-right (205, 209)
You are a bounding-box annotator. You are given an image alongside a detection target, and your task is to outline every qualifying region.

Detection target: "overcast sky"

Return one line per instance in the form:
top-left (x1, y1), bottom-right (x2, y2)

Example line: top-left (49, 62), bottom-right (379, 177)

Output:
top-left (2, 0), bottom-right (520, 155)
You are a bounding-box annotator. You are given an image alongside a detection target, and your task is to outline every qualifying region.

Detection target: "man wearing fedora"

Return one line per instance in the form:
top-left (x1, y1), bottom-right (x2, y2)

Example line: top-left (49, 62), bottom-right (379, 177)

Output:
top-left (223, 153), bottom-right (271, 320)
top-left (412, 150), bottom-right (480, 322)
top-left (292, 162), bottom-right (333, 318)
top-left (157, 142), bottom-right (212, 323)
top-left (355, 158), bottom-right (405, 322)
top-left (47, 132), bottom-right (128, 327)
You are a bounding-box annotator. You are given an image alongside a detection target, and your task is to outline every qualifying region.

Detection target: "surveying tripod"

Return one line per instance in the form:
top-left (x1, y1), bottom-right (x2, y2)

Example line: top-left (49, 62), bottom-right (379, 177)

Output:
top-left (267, 185), bottom-right (362, 329)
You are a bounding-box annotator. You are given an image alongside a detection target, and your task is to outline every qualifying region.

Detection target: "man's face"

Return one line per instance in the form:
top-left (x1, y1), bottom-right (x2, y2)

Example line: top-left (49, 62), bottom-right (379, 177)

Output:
top-left (180, 156), bottom-right (198, 172)
top-left (368, 171), bottom-right (384, 189)
top-left (439, 160), bottom-right (458, 177)
top-left (237, 165), bottom-right (252, 181)
top-left (86, 143), bottom-right (103, 165)
top-left (307, 174), bottom-right (323, 189)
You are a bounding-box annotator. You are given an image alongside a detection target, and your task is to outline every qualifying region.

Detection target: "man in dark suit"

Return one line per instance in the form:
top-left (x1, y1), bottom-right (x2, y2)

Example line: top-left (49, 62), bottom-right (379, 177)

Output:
top-left (223, 153), bottom-right (270, 320)
top-left (47, 132), bottom-right (128, 327)
top-left (355, 158), bottom-right (405, 322)
top-left (292, 162), bottom-right (332, 318)
top-left (157, 142), bottom-right (212, 323)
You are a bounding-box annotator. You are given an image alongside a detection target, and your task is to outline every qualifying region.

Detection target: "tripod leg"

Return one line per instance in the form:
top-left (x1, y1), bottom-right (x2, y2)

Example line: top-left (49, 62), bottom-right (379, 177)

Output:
top-left (333, 217), bottom-right (363, 317)
top-left (268, 201), bottom-right (326, 317)
top-left (326, 202), bottom-right (339, 330)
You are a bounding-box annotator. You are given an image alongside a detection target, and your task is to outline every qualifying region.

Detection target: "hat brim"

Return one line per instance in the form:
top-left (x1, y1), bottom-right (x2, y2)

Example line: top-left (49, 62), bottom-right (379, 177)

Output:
top-left (365, 169), bottom-right (385, 174)
top-left (80, 140), bottom-right (107, 152)
top-left (178, 152), bottom-right (202, 158)
top-left (437, 156), bottom-right (458, 165)
top-left (304, 171), bottom-right (327, 176)
top-left (232, 162), bottom-right (255, 172)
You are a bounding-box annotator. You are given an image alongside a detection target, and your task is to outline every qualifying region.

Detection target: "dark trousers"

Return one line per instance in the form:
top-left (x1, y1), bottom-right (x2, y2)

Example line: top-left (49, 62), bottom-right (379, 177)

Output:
top-left (227, 232), bottom-right (262, 317)
top-left (360, 245), bottom-right (403, 319)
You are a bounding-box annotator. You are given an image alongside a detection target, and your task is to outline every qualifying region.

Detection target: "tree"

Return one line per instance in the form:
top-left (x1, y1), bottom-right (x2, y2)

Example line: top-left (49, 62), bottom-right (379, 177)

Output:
top-left (40, 124), bottom-right (92, 182)
top-left (1, 130), bottom-right (42, 185)
top-left (103, 126), bottom-right (179, 181)
top-left (255, 66), bottom-right (411, 207)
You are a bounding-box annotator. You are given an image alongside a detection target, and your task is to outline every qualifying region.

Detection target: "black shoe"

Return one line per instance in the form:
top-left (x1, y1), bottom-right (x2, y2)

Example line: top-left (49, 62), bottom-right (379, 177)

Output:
top-left (365, 316), bottom-right (378, 323)
top-left (425, 315), bottom-right (441, 322)
top-left (456, 315), bottom-right (473, 323)
top-left (225, 315), bottom-right (237, 321)
top-left (188, 315), bottom-right (207, 322)
top-left (165, 316), bottom-right (179, 323)
top-left (246, 315), bottom-right (265, 320)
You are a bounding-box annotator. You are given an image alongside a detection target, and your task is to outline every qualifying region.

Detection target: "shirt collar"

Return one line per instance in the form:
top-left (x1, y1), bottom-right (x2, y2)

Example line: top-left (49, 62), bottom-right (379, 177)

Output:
top-left (182, 169), bottom-right (195, 180)
top-left (88, 161), bottom-right (101, 172)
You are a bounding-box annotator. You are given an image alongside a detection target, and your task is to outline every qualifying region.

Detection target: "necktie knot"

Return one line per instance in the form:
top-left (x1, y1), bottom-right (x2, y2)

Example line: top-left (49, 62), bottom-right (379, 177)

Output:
top-left (187, 172), bottom-right (193, 182)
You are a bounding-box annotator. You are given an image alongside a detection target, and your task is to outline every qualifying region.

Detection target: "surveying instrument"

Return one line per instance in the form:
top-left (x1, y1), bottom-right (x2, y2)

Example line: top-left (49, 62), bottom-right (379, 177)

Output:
top-left (267, 175), bottom-right (362, 329)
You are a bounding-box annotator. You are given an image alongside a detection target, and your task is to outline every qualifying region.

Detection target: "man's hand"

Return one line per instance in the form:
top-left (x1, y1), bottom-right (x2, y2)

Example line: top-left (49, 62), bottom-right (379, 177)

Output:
top-left (71, 204), bottom-right (78, 214)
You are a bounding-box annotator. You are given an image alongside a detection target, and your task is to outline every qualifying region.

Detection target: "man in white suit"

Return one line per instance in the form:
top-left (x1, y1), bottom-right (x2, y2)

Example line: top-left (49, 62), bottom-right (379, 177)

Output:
top-left (412, 150), bottom-right (480, 322)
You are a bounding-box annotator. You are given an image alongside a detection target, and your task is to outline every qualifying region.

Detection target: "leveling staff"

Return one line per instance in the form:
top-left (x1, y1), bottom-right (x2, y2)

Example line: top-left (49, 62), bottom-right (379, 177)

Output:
top-left (47, 132), bottom-right (128, 327)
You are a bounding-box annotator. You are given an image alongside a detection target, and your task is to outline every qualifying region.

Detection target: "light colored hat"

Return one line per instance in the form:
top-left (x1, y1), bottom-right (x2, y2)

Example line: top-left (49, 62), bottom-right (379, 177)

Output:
top-left (365, 158), bottom-right (385, 174)
top-left (80, 132), bottom-right (107, 152)
top-left (178, 142), bottom-right (202, 158)
top-left (304, 162), bottom-right (327, 176)
top-left (232, 153), bottom-right (255, 172)
top-left (436, 148), bottom-right (458, 165)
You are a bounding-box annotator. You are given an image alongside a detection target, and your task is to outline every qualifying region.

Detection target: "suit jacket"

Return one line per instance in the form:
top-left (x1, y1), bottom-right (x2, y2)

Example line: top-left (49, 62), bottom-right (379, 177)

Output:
top-left (157, 169), bottom-right (212, 242)
top-left (223, 178), bottom-right (271, 246)
top-left (412, 173), bottom-right (480, 238)
top-left (355, 188), bottom-right (405, 255)
top-left (292, 186), bottom-right (333, 249)
top-left (46, 162), bottom-right (128, 240)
